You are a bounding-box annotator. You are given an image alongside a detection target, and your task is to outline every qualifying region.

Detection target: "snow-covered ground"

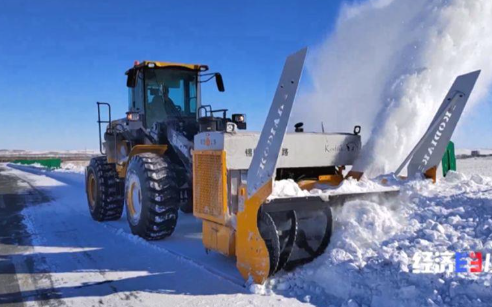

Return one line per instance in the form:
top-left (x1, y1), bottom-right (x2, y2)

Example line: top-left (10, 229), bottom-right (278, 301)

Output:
top-left (263, 171), bottom-right (492, 307)
top-left (455, 156), bottom-right (492, 178)
top-left (0, 164), bottom-right (309, 307)
top-left (257, 157), bottom-right (492, 306)
top-left (2, 156), bottom-right (492, 306)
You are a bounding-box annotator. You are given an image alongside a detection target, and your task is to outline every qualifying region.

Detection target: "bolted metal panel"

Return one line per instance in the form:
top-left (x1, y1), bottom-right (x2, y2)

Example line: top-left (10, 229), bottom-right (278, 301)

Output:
top-left (202, 220), bottom-right (236, 257)
top-left (246, 48), bottom-right (307, 198)
top-left (195, 131), bottom-right (361, 170)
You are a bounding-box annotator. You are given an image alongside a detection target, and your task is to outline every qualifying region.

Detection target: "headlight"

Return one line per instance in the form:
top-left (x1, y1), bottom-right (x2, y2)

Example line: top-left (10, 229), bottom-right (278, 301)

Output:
top-left (232, 114), bottom-right (246, 123)
top-left (126, 112), bottom-right (140, 121)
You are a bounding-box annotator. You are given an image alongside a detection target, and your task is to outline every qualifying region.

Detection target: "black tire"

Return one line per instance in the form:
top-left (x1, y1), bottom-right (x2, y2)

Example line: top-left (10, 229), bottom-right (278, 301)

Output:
top-left (86, 156), bottom-right (124, 221)
top-left (125, 153), bottom-right (179, 240)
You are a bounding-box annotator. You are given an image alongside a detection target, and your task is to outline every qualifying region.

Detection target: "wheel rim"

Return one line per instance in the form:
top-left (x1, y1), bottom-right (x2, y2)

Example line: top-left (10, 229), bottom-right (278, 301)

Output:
top-left (126, 172), bottom-right (142, 225)
top-left (88, 173), bottom-right (97, 210)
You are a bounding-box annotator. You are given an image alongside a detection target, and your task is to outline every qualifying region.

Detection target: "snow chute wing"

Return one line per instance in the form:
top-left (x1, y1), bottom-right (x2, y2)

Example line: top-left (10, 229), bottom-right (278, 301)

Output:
top-left (246, 48), bottom-right (307, 198)
top-left (395, 71), bottom-right (481, 178)
top-left (237, 48), bottom-right (307, 284)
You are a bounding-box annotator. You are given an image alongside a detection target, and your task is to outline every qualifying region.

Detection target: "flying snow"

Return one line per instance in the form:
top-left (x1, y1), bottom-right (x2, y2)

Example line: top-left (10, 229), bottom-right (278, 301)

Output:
top-left (293, 0), bottom-right (492, 177)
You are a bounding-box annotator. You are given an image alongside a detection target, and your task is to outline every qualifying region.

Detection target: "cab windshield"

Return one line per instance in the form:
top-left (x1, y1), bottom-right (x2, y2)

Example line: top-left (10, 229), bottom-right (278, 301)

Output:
top-left (145, 69), bottom-right (197, 127)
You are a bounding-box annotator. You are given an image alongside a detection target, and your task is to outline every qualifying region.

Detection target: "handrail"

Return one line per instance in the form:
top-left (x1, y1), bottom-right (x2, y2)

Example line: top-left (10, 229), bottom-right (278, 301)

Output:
top-left (96, 102), bottom-right (112, 155)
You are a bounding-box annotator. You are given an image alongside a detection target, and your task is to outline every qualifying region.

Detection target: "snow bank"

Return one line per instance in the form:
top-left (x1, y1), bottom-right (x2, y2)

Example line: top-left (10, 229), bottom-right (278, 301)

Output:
top-left (266, 172), bottom-right (492, 306)
top-left (270, 179), bottom-right (312, 198)
top-left (270, 177), bottom-right (398, 199)
top-left (7, 163), bottom-right (86, 187)
top-left (58, 161), bottom-right (88, 174)
top-left (9, 161), bottom-right (87, 174)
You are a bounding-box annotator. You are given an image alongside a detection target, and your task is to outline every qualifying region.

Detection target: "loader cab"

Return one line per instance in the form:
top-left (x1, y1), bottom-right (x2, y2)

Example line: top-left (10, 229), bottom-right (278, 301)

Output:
top-left (126, 61), bottom-right (208, 129)
top-left (125, 60), bottom-right (245, 139)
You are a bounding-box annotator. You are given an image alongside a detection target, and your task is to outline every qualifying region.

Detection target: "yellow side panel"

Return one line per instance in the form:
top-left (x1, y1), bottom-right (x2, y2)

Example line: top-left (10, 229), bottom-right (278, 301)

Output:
top-left (193, 150), bottom-right (228, 225)
top-left (236, 181), bottom-right (272, 284)
top-left (202, 220), bottom-right (235, 257)
top-left (129, 144), bottom-right (168, 157)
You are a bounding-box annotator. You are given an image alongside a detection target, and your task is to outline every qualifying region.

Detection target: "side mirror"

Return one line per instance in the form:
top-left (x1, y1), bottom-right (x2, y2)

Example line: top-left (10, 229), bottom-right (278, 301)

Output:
top-left (215, 73), bottom-right (225, 92)
top-left (126, 68), bottom-right (137, 88)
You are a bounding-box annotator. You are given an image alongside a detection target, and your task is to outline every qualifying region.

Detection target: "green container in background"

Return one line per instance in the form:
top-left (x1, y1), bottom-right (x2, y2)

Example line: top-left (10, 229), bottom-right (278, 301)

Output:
top-left (441, 141), bottom-right (456, 177)
top-left (14, 158), bottom-right (61, 169)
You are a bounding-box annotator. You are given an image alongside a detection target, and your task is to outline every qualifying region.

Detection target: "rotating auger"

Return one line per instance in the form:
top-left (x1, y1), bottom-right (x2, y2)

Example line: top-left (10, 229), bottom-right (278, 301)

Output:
top-left (259, 207), bottom-right (333, 274)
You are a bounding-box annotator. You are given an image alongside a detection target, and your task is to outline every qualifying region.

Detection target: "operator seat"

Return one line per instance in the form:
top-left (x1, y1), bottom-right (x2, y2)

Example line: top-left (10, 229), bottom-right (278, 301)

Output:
top-left (147, 88), bottom-right (166, 126)
top-left (162, 86), bottom-right (179, 116)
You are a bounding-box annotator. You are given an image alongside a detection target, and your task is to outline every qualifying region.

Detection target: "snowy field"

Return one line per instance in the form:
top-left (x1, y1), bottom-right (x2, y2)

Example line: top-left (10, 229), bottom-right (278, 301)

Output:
top-left (1, 156), bottom-right (492, 306)
top-left (0, 149), bottom-right (98, 157)
top-left (454, 156), bottom-right (492, 178)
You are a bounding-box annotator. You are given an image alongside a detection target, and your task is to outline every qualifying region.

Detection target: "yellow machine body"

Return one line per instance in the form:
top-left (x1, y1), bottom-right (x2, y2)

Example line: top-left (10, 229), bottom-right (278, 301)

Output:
top-left (192, 148), bottom-right (272, 283)
top-left (202, 220), bottom-right (236, 257)
top-left (235, 182), bottom-right (272, 283)
top-left (193, 150), bottom-right (235, 256)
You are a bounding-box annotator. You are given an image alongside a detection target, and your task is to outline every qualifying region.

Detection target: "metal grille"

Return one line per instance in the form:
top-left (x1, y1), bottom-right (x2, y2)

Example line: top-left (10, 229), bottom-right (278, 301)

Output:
top-left (193, 151), bottom-right (226, 222)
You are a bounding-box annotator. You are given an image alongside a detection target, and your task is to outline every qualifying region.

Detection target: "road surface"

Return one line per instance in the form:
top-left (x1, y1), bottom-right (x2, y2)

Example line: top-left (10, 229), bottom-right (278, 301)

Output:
top-left (0, 164), bottom-right (309, 307)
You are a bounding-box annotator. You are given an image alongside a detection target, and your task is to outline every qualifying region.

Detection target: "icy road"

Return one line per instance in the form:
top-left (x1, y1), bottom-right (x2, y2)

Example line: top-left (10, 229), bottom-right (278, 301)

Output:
top-left (1, 158), bottom-right (492, 307)
top-left (0, 164), bottom-right (309, 307)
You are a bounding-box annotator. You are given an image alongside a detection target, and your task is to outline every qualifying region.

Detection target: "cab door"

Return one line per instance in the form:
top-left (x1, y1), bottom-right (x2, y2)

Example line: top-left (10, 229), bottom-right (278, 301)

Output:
top-left (127, 70), bottom-right (145, 121)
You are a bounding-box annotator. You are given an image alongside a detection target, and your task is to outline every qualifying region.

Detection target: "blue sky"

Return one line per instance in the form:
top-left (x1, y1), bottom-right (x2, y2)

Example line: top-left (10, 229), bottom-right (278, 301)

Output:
top-left (0, 0), bottom-right (341, 151)
top-left (0, 0), bottom-right (490, 151)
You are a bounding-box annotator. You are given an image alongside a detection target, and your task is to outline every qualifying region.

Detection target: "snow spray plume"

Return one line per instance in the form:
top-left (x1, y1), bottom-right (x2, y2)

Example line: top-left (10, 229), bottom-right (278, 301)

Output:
top-left (293, 0), bottom-right (492, 176)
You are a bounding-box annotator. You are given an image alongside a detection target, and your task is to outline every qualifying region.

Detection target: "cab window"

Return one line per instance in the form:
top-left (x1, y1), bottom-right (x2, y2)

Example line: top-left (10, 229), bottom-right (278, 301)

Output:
top-left (144, 69), bottom-right (197, 128)
top-left (128, 71), bottom-right (145, 112)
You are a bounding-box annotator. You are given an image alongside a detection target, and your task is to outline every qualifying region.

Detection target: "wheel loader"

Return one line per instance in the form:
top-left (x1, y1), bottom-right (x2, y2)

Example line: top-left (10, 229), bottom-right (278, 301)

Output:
top-left (85, 47), bottom-right (480, 284)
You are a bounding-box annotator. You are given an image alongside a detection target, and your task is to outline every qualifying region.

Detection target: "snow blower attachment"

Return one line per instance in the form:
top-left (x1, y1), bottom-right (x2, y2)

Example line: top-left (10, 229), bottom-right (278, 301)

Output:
top-left (192, 48), bottom-right (397, 284)
top-left (192, 55), bottom-right (481, 283)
